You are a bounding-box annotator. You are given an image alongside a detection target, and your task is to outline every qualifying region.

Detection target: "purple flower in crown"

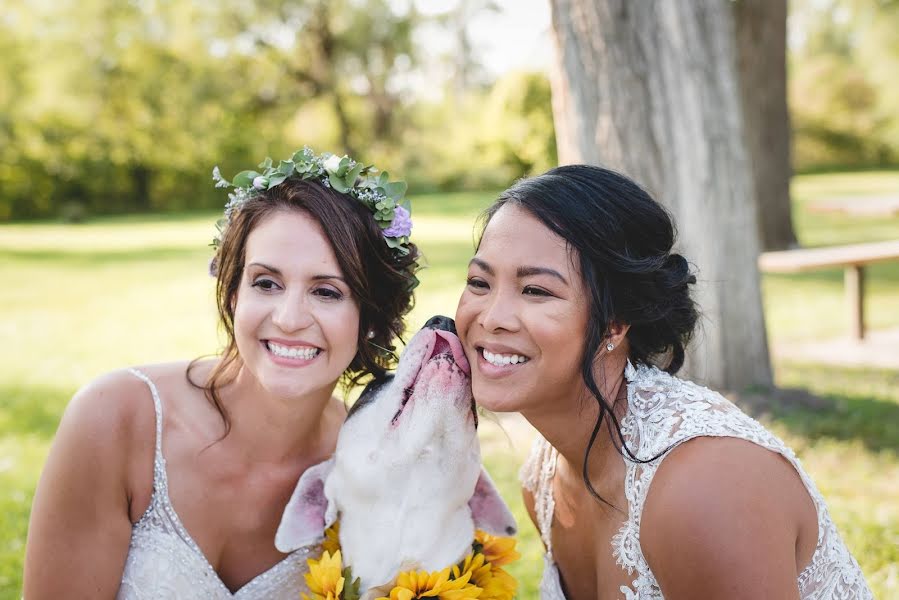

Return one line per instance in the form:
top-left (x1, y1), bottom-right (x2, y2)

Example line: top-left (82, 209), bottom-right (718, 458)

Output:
top-left (383, 205), bottom-right (412, 238)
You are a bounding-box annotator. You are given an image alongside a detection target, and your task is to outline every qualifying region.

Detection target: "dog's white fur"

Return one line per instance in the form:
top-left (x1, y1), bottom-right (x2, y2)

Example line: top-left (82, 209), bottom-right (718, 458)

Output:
top-left (275, 321), bottom-right (516, 593)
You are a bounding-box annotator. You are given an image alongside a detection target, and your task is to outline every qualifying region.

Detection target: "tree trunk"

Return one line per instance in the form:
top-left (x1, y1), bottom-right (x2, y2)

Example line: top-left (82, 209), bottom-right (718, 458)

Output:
top-left (734, 0), bottom-right (797, 250)
top-left (549, 0), bottom-right (772, 391)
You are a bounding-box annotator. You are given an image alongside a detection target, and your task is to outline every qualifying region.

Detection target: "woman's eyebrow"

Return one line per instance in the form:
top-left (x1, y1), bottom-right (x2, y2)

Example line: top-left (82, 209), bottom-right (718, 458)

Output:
top-left (517, 266), bottom-right (568, 285)
top-left (311, 274), bottom-right (347, 283)
top-left (247, 261), bottom-right (281, 275)
top-left (470, 257), bottom-right (567, 285)
top-left (469, 257), bottom-right (493, 274)
top-left (247, 262), bottom-right (345, 283)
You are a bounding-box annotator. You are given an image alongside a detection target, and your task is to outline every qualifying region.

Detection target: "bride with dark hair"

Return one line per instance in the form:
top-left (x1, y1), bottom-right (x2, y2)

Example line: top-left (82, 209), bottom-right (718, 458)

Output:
top-left (455, 164), bottom-right (872, 599)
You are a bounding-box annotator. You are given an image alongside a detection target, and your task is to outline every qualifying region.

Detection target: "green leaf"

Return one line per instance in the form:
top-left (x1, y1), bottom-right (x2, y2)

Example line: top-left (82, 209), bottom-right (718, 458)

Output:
top-left (329, 172), bottom-right (349, 193)
top-left (258, 157), bottom-right (273, 170)
top-left (345, 163), bottom-right (364, 186)
top-left (232, 170), bottom-right (260, 188)
top-left (384, 181), bottom-right (407, 201)
top-left (341, 571), bottom-right (362, 600)
top-left (338, 156), bottom-right (351, 175)
top-left (384, 237), bottom-right (410, 255)
top-left (267, 173), bottom-right (288, 186)
top-left (378, 171), bottom-right (389, 186)
top-left (277, 160), bottom-right (294, 175)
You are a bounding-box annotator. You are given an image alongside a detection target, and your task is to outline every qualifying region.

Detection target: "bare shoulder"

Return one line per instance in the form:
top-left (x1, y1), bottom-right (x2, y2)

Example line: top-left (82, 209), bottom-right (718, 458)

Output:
top-left (23, 366), bottom-right (166, 597)
top-left (64, 367), bottom-right (158, 446)
top-left (60, 361), bottom-right (198, 466)
top-left (640, 436), bottom-right (813, 598)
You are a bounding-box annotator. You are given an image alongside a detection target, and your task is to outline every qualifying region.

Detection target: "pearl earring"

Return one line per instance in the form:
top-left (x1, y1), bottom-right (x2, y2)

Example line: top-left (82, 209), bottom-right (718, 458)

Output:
top-left (606, 342), bottom-right (614, 352)
top-left (366, 330), bottom-right (376, 339)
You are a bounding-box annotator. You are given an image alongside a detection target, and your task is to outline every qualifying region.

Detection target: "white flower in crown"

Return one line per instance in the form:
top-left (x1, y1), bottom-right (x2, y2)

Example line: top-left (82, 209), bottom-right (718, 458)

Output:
top-left (323, 154), bottom-right (344, 174)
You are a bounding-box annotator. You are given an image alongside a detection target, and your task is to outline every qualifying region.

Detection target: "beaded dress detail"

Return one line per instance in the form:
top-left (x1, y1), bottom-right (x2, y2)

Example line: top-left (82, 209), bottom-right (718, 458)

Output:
top-left (520, 361), bottom-right (873, 599)
top-left (117, 369), bottom-right (314, 599)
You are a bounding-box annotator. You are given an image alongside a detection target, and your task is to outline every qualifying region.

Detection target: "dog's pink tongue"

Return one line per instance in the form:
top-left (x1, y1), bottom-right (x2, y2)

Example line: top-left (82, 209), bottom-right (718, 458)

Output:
top-left (430, 330), bottom-right (471, 376)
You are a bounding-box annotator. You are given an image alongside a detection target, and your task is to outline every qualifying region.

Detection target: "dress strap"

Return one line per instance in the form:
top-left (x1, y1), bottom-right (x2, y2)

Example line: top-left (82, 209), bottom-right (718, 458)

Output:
top-left (127, 368), bottom-right (165, 475)
top-left (520, 435), bottom-right (558, 558)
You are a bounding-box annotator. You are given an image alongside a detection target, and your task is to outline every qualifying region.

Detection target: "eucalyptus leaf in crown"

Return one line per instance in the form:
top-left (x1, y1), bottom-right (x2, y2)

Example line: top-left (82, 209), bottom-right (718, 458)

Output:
top-left (211, 147), bottom-right (413, 257)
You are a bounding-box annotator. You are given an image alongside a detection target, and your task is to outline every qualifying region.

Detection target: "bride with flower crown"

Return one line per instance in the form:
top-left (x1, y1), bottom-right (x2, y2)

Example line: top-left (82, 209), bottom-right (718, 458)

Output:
top-left (23, 149), bottom-right (419, 599)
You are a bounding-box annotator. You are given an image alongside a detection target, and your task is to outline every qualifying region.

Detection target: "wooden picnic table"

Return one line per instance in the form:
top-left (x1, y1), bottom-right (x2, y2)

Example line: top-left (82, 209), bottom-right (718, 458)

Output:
top-left (758, 239), bottom-right (899, 341)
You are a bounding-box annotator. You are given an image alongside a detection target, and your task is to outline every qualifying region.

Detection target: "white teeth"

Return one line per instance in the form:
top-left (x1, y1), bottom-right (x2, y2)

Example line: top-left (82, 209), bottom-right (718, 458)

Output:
top-left (267, 341), bottom-right (320, 360)
top-left (482, 349), bottom-right (529, 367)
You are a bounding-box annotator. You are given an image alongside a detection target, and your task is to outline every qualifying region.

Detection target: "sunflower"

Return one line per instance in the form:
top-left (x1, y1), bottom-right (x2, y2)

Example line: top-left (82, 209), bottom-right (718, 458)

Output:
top-left (375, 567), bottom-right (482, 600)
top-left (322, 522), bottom-right (341, 555)
top-left (452, 553), bottom-right (491, 586)
top-left (473, 531), bottom-right (521, 568)
top-left (303, 550), bottom-right (345, 600)
top-left (452, 553), bottom-right (516, 600)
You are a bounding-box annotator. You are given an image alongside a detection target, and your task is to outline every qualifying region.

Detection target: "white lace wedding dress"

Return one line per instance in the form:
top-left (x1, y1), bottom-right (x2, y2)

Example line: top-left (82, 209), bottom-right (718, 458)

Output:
top-left (521, 361), bottom-right (873, 599)
top-left (116, 369), bottom-right (315, 599)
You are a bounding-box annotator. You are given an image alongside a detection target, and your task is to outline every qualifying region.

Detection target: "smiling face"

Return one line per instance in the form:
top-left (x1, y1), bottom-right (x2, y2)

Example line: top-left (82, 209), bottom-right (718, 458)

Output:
top-left (455, 203), bottom-right (591, 415)
top-left (233, 209), bottom-right (360, 400)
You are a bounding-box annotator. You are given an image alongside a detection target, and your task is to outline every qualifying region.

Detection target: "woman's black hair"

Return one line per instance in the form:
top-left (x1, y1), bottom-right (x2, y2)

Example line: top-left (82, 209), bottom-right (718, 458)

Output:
top-left (480, 164), bottom-right (698, 506)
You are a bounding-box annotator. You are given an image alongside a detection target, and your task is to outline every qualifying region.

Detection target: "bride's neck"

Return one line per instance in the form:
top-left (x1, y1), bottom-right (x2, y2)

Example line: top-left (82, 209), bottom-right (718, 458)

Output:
top-left (523, 358), bottom-right (629, 485)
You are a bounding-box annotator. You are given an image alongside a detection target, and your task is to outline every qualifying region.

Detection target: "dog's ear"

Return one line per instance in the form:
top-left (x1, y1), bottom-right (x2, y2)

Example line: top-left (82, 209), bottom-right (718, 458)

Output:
top-left (275, 457), bottom-right (336, 552)
top-left (469, 467), bottom-right (517, 536)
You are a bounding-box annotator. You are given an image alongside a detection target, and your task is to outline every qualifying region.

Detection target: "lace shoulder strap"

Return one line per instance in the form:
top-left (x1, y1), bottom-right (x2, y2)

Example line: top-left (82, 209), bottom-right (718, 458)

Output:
top-left (127, 368), bottom-right (166, 488)
top-left (520, 434), bottom-right (558, 557)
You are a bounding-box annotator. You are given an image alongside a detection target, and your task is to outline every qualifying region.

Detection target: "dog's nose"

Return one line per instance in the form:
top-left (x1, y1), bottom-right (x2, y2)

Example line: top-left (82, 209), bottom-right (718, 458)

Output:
top-left (423, 315), bottom-right (456, 334)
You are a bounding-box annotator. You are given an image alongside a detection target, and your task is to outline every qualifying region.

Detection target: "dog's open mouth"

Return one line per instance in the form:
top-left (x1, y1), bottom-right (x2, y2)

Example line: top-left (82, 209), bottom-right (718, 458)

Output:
top-left (390, 330), bottom-right (473, 426)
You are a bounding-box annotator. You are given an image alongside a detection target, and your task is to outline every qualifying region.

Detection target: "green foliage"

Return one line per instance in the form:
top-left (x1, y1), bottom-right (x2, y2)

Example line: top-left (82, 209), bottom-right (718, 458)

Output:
top-left (790, 0), bottom-right (899, 170)
top-left (0, 0), bottom-right (557, 221)
top-left (401, 71), bottom-right (556, 193)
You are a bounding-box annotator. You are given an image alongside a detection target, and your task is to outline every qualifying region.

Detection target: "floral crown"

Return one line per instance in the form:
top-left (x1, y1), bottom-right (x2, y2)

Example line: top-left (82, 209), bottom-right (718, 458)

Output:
top-left (211, 147), bottom-right (413, 257)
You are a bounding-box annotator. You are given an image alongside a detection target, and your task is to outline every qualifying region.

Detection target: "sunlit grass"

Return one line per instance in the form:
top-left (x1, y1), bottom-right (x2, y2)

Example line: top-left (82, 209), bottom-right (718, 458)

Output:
top-left (1, 172), bottom-right (897, 598)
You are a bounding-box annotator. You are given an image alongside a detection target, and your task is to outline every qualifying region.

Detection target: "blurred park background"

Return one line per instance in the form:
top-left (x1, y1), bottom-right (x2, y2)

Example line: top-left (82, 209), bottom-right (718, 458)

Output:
top-left (1, 0), bottom-right (898, 597)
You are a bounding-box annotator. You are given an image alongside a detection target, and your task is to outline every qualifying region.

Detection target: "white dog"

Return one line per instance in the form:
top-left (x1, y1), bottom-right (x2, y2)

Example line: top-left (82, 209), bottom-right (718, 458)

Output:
top-left (275, 316), bottom-right (517, 594)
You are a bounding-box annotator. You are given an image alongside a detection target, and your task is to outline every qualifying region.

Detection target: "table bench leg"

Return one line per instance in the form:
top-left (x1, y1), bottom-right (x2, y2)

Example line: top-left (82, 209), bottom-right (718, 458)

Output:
top-left (845, 265), bottom-right (865, 341)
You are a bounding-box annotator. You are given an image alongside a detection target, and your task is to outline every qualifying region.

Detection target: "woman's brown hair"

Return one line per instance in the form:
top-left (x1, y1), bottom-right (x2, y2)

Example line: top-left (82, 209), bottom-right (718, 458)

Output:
top-left (189, 177), bottom-right (419, 434)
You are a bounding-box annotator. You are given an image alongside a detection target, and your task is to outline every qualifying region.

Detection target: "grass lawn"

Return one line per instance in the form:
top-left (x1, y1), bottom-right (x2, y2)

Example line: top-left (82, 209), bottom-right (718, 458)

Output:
top-left (2, 173), bottom-right (898, 598)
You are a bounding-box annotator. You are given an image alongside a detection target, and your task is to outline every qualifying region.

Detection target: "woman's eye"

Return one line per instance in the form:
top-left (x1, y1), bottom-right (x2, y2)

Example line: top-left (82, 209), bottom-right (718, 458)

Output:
top-left (523, 286), bottom-right (552, 297)
top-left (466, 277), bottom-right (488, 290)
top-left (314, 287), bottom-right (343, 300)
top-left (251, 278), bottom-right (279, 291)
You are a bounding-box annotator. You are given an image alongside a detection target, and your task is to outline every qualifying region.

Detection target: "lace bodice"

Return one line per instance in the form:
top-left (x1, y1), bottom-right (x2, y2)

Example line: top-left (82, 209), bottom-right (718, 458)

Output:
top-left (520, 361), bottom-right (873, 599)
top-left (117, 369), bottom-right (314, 599)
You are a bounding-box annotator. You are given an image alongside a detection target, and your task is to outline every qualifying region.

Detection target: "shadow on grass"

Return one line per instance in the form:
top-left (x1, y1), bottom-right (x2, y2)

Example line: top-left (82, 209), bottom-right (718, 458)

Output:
top-left (0, 382), bottom-right (74, 439)
top-left (734, 365), bottom-right (899, 452)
